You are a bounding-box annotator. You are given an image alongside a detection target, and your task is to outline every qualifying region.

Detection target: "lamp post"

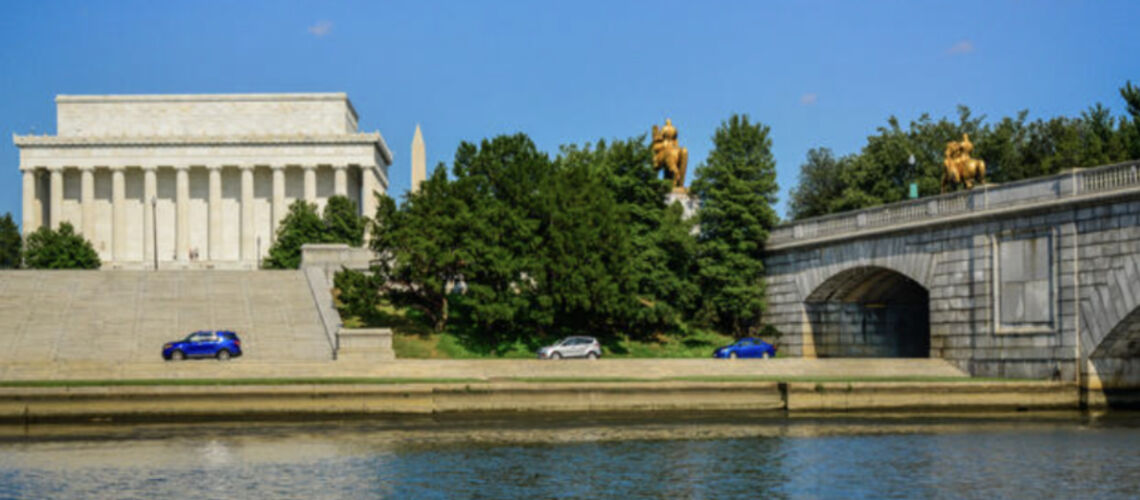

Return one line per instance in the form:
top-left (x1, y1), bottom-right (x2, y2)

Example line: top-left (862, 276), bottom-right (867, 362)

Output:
top-left (907, 154), bottom-right (918, 199)
top-left (150, 196), bottom-right (158, 270)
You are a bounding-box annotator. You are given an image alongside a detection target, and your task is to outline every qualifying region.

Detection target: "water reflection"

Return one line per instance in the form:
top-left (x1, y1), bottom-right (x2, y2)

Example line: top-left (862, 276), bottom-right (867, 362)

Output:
top-left (0, 412), bottom-right (1138, 499)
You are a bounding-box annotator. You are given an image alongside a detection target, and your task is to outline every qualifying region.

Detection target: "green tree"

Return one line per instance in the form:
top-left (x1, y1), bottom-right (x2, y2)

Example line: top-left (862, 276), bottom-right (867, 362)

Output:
top-left (1119, 81), bottom-right (1140, 158)
top-left (691, 114), bottom-right (779, 336)
top-left (532, 152), bottom-right (635, 340)
top-left (790, 86), bottom-right (1140, 218)
top-left (262, 200), bottom-right (325, 269)
top-left (369, 167), bottom-right (470, 332)
top-left (0, 213), bottom-right (21, 268)
top-left (446, 134), bottom-right (554, 344)
top-left (322, 195), bottom-right (366, 246)
top-left (333, 267), bottom-right (384, 325)
top-left (788, 148), bottom-right (848, 220)
top-left (559, 138), bottom-right (698, 336)
top-left (23, 222), bottom-right (101, 269)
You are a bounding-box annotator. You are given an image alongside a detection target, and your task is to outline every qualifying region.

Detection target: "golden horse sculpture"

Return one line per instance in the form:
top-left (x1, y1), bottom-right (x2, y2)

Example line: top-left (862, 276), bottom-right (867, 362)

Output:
top-left (942, 133), bottom-right (986, 193)
top-left (652, 118), bottom-right (689, 193)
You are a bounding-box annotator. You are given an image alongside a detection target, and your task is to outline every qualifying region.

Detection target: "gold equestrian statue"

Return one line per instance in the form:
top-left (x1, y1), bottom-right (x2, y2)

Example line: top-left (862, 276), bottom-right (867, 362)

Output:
top-left (942, 133), bottom-right (986, 193)
top-left (652, 118), bottom-right (689, 193)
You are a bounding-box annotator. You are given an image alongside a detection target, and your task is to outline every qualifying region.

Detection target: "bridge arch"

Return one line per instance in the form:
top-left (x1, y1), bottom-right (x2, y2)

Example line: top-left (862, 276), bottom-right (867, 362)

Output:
top-left (804, 266), bottom-right (930, 358)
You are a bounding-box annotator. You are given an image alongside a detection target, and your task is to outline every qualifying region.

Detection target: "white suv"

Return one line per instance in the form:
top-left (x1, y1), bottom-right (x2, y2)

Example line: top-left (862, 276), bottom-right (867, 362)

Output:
top-left (537, 336), bottom-right (602, 360)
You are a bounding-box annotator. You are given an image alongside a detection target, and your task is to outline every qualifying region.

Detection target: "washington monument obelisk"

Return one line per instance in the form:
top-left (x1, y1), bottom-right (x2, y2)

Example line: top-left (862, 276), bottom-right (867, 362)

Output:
top-left (411, 124), bottom-right (426, 193)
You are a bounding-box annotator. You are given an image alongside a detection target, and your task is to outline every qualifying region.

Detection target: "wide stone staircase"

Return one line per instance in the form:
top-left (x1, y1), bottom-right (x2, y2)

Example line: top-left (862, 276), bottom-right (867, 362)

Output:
top-left (0, 271), bottom-right (333, 363)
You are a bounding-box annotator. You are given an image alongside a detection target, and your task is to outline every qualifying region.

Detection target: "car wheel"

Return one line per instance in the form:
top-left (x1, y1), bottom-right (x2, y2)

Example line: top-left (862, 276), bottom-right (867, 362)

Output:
top-left (587, 352), bottom-right (598, 360)
top-left (216, 350), bottom-right (231, 361)
top-left (171, 350), bottom-right (185, 361)
top-left (729, 352), bottom-right (738, 360)
top-left (552, 352), bottom-right (562, 360)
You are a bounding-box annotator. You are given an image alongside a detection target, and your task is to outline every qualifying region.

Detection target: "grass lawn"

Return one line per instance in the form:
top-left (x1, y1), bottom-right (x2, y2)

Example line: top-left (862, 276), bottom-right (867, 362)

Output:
top-left (391, 326), bottom-right (745, 360)
top-left (341, 304), bottom-right (749, 359)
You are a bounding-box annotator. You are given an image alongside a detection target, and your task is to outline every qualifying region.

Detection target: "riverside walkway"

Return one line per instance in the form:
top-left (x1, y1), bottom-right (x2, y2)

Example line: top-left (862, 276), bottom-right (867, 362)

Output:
top-left (0, 358), bottom-right (969, 382)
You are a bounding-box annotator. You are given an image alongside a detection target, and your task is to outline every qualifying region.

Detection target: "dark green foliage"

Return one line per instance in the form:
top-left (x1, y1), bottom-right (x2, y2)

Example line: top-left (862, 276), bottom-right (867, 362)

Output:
top-left (1120, 81), bottom-right (1140, 159)
top-left (323, 195), bottom-right (366, 246)
top-left (262, 195), bottom-right (366, 269)
top-left (262, 200), bottom-right (325, 269)
top-left (23, 222), bottom-right (101, 269)
top-left (333, 268), bottom-right (384, 325)
top-left (788, 148), bottom-right (847, 220)
top-left (691, 114), bottom-right (779, 337)
top-left (370, 166), bottom-right (469, 332)
top-left (362, 132), bottom-right (707, 348)
top-left (790, 83), bottom-right (1140, 219)
top-left (0, 213), bottom-right (20, 269)
top-left (559, 138), bottom-right (699, 337)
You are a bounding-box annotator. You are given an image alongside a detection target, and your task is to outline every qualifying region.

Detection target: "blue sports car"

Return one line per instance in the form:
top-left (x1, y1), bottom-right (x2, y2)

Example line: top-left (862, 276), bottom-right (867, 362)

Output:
top-left (163, 330), bottom-right (242, 361)
top-left (713, 337), bottom-right (777, 359)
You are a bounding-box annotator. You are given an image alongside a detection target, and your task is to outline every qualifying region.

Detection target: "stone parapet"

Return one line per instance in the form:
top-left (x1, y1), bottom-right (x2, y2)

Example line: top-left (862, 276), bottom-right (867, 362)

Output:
top-left (770, 160), bottom-right (1140, 249)
top-left (336, 328), bottom-right (396, 362)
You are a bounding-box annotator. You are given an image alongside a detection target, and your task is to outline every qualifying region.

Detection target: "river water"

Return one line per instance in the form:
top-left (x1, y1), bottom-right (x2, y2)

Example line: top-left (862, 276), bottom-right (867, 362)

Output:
top-left (1, 412), bottom-right (1138, 499)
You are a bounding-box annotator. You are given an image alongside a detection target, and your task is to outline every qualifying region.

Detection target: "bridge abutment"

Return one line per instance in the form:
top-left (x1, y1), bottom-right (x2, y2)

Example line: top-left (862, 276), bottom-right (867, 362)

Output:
top-left (764, 162), bottom-right (1140, 397)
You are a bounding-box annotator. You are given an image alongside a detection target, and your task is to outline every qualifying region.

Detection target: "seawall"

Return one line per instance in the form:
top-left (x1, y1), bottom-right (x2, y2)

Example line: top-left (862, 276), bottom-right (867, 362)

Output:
top-left (0, 380), bottom-right (1094, 424)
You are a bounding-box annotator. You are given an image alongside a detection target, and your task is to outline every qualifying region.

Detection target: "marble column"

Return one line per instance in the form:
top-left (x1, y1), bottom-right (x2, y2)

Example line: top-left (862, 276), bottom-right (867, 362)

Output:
top-left (333, 165), bottom-right (348, 197)
top-left (80, 167), bottom-right (95, 239)
top-left (303, 165), bottom-right (317, 201)
top-left (49, 168), bottom-right (63, 230)
top-left (21, 170), bottom-right (35, 236)
top-left (175, 166), bottom-right (189, 261)
top-left (271, 166), bottom-right (285, 238)
top-left (111, 167), bottom-right (126, 260)
top-left (360, 167), bottom-right (376, 222)
top-left (20, 169), bottom-right (37, 235)
top-left (208, 166), bottom-right (222, 261)
top-left (143, 167), bottom-right (157, 268)
top-left (240, 166), bottom-right (255, 261)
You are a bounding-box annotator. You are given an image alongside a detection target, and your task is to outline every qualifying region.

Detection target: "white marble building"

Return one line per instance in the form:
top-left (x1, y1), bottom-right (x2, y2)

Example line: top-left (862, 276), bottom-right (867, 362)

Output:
top-left (14, 93), bottom-right (392, 269)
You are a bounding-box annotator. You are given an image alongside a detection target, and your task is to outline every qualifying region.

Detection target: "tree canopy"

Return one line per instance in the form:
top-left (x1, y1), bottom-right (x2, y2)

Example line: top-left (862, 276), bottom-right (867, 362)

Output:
top-left (357, 132), bottom-right (711, 350)
top-left (23, 222), bottom-right (101, 269)
top-left (691, 114), bottom-right (779, 336)
top-left (262, 195), bottom-right (366, 269)
top-left (789, 82), bottom-right (1140, 219)
top-left (0, 213), bottom-right (20, 269)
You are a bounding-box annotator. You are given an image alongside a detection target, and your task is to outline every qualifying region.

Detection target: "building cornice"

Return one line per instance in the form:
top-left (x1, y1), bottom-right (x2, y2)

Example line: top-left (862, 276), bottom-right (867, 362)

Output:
top-left (13, 132), bottom-right (385, 148)
top-left (55, 93), bottom-right (350, 104)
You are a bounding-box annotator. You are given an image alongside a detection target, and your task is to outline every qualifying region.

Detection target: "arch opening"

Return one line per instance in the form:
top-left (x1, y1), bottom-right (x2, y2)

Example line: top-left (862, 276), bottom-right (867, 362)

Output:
top-left (805, 266), bottom-right (930, 358)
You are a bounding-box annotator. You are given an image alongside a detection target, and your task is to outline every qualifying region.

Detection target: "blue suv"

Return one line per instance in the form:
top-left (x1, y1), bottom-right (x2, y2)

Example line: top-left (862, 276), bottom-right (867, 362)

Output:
top-left (713, 337), bottom-right (777, 359)
top-left (162, 330), bottom-right (242, 361)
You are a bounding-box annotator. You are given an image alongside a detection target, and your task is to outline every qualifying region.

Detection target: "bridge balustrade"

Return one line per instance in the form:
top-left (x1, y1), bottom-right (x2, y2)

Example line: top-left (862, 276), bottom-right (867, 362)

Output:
top-left (770, 160), bottom-right (1140, 247)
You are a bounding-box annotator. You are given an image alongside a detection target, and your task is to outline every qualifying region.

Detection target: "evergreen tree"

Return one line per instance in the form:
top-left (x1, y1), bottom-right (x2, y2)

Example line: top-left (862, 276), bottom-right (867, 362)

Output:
top-left (322, 195), bottom-right (365, 246)
top-left (0, 213), bottom-right (21, 268)
top-left (790, 85), bottom-right (1140, 217)
top-left (1120, 81), bottom-right (1140, 159)
top-left (446, 134), bottom-right (553, 344)
top-left (559, 138), bottom-right (698, 337)
top-left (370, 166), bottom-right (470, 332)
top-left (23, 222), bottom-right (101, 269)
top-left (691, 114), bottom-right (779, 336)
top-left (787, 148), bottom-right (848, 220)
top-left (262, 200), bottom-right (325, 269)
top-left (532, 153), bottom-right (635, 341)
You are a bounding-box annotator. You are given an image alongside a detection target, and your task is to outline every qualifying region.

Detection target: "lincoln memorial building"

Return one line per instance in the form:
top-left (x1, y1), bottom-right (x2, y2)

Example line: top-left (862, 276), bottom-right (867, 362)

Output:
top-left (14, 93), bottom-right (392, 269)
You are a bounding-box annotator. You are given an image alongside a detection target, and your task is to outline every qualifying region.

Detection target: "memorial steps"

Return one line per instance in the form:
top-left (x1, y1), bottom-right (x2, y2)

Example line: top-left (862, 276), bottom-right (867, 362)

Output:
top-left (0, 271), bottom-right (333, 363)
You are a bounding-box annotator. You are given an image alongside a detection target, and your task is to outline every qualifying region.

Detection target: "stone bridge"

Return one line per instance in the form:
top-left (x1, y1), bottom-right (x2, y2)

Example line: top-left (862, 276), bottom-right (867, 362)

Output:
top-left (763, 160), bottom-right (1140, 392)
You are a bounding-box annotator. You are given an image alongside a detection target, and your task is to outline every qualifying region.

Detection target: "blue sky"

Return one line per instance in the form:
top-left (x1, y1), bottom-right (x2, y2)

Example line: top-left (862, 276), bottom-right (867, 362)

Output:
top-left (2, 1), bottom-right (1138, 225)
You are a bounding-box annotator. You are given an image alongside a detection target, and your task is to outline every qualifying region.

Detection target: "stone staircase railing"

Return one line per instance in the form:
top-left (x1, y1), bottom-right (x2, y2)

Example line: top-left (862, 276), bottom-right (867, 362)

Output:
top-left (303, 266), bottom-right (342, 357)
top-left (770, 160), bottom-right (1140, 247)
